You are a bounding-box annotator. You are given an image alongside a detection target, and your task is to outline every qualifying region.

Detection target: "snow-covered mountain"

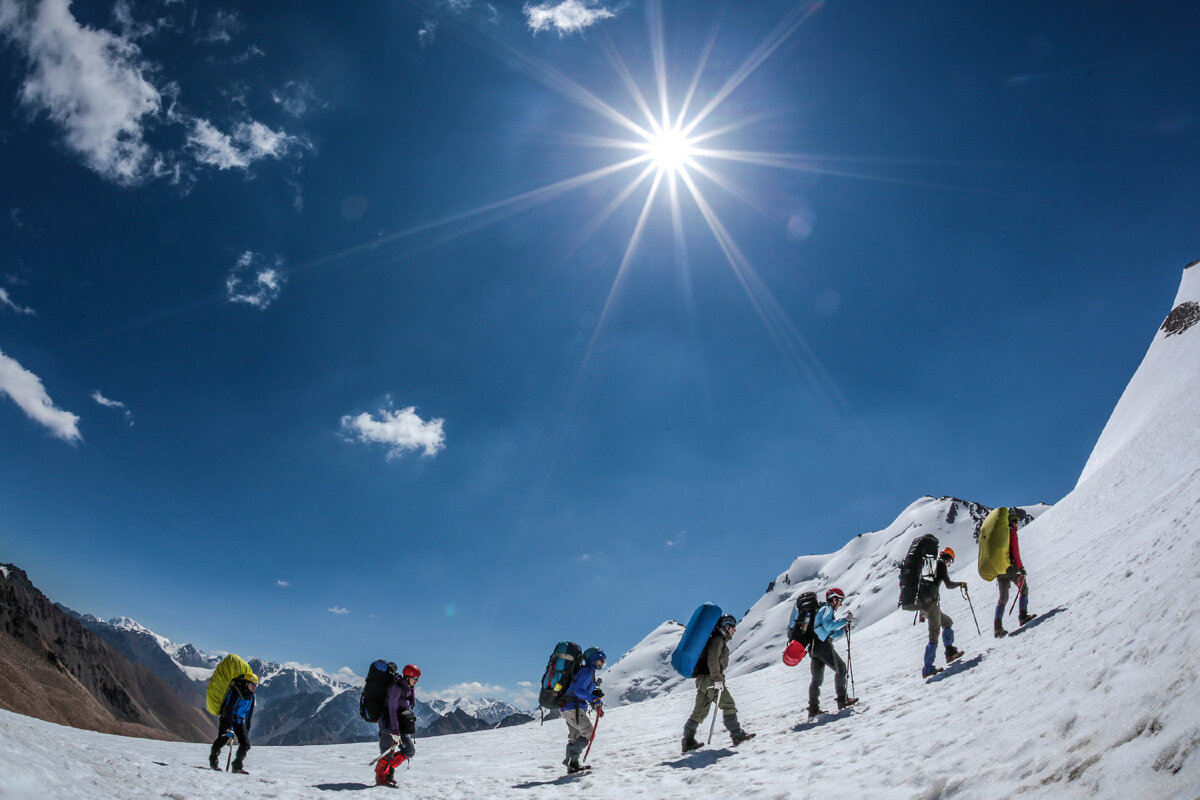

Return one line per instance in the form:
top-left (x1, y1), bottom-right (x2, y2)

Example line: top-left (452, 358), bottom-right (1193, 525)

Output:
top-left (427, 697), bottom-right (528, 726)
top-left (601, 496), bottom-right (1046, 704)
top-left (2, 264), bottom-right (1199, 798)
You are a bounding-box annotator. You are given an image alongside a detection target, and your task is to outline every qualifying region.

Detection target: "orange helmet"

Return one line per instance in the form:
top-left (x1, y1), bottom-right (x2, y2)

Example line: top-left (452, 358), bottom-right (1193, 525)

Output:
top-left (939, 547), bottom-right (955, 563)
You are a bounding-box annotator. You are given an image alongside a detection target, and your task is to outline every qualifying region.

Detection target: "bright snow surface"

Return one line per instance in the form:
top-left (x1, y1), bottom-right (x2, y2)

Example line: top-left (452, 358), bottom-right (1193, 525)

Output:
top-left (2, 268), bottom-right (1198, 798)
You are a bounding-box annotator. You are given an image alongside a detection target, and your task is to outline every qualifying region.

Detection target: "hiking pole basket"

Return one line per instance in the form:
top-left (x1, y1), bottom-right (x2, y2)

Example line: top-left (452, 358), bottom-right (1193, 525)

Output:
top-left (961, 586), bottom-right (982, 638)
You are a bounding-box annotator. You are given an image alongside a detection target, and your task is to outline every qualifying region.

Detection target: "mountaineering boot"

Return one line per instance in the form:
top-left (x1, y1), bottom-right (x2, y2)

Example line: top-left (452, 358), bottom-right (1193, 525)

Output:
top-left (922, 666), bottom-right (943, 678)
top-left (808, 707), bottom-right (828, 718)
top-left (208, 753), bottom-right (219, 771)
top-left (994, 622), bottom-right (1008, 638)
top-left (724, 713), bottom-right (755, 745)
top-left (945, 646), bottom-right (964, 663)
top-left (232, 766), bottom-right (249, 775)
top-left (1019, 612), bottom-right (1037, 626)
top-left (837, 696), bottom-right (858, 711)
top-left (682, 736), bottom-right (703, 754)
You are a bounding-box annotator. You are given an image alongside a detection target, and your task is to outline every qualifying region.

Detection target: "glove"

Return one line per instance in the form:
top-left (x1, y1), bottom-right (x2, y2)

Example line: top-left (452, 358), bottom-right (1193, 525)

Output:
top-left (592, 688), bottom-right (604, 699)
top-left (845, 611), bottom-right (854, 621)
top-left (712, 681), bottom-right (725, 692)
top-left (391, 734), bottom-right (401, 745)
top-left (595, 705), bottom-right (605, 718)
top-left (1018, 568), bottom-right (1027, 576)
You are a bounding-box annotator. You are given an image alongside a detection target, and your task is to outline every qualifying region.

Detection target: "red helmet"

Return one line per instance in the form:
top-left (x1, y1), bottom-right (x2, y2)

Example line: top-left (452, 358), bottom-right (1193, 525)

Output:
top-left (402, 664), bottom-right (421, 679)
top-left (826, 587), bottom-right (845, 603)
top-left (939, 547), bottom-right (955, 563)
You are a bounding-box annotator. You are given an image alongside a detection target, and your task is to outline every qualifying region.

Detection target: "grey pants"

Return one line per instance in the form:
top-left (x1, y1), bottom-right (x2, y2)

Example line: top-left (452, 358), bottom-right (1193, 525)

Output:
top-left (564, 706), bottom-right (594, 763)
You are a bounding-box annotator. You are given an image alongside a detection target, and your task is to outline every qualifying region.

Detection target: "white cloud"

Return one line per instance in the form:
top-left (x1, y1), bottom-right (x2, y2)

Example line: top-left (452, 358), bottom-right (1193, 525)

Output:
top-left (0, 347), bottom-right (81, 442)
top-left (0, 0), bottom-right (163, 185)
top-left (225, 251), bottom-right (285, 308)
top-left (0, 0), bottom-right (309, 186)
top-left (271, 81), bottom-right (320, 118)
top-left (666, 530), bottom-right (686, 547)
top-left (417, 19), bottom-right (437, 47)
top-left (427, 681), bottom-right (508, 701)
top-left (90, 389), bottom-right (133, 425)
top-left (188, 119), bottom-right (308, 170)
top-left (523, 0), bottom-right (615, 36)
top-left (340, 402), bottom-right (445, 459)
top-left (198, 8), bottom-right (240, 44)
top-left (328, 606), bottom-right (349, 615)
top-left (275, 579), bottom-right (290, 588)
top-left (0, 287), bottom-right (35, 315)
top-left (9, 208), bottom-right (23, 227)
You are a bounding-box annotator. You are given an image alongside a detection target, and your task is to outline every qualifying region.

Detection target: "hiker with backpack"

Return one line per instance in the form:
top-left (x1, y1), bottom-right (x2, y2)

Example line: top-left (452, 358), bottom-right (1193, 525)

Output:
top-left (917, 547), bottom-right (967, 677)
top-left (995, 514), bottom-right (1036, 637)
top-left (208, 675), bottom-right (257, 774)
top-left (808, 588), bottom-right (857, 717)
top-left (560, 647), bottom-right (606, 774)
top-left (682, 614), bottom-right (755, 753)
top-left (373, 663), bottom-right (420, 788)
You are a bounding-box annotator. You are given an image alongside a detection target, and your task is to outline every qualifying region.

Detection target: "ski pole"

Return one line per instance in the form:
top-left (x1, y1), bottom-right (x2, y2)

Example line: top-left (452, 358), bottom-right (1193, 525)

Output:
top-left (583, 711), bottom-right (600, 762)
top-left (961, 586), bottom-right (982, 638)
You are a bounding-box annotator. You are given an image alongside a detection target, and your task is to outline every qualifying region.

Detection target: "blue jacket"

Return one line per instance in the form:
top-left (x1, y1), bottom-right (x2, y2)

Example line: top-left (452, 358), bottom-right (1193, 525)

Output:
top-left (221, 681), bottom-right (255, 730)
top-left (814, 603), bottom-right (847, 642)
top-left (561, 653), bottom-right (603, 711)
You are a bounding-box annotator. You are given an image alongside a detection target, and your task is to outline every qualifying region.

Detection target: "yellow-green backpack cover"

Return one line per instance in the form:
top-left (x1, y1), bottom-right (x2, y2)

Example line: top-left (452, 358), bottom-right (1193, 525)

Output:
top-left (206, 654), bottom-right (258, 715)
top-left (977, 506), bottom-right (1011, 582)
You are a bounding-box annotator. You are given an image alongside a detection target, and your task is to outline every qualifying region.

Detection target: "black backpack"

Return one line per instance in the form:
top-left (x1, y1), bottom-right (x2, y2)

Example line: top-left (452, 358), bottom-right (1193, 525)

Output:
top-left (898, 533), bottom-right (939, 611)
top-left (787, 591), bottom-right (820, 647)
top-left (359, 659), bottom-right (397, 723)
top-left (538, 642), bottom-right (583, 710)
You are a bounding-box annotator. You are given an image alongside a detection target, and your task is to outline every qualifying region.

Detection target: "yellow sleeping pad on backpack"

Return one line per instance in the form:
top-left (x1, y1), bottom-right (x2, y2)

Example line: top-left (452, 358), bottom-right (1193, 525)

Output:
top-left (206, 654), bottom-right (258, 715)
top-left (977, 506), bottom-right (1012, 582)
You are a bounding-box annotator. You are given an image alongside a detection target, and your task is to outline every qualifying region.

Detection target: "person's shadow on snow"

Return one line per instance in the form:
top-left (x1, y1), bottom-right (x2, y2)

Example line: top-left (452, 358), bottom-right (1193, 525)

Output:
top-left (513, 773), bottom-right (594, 788)
top-left (926, 653), bottom-right (984, 683)
top-left (791, 706), bottom-right (855, 732)
top-left (661, 748), bottom-right (735, 769)
top-left (1008, 605), bottom-right (1067, 638)
top-left (312, 783), bottom-right (372, 791)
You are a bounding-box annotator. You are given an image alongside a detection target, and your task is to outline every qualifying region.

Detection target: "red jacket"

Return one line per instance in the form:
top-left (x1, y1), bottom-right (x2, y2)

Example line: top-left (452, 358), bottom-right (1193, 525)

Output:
top-left (1009, 529), bottom-right (1024, 571)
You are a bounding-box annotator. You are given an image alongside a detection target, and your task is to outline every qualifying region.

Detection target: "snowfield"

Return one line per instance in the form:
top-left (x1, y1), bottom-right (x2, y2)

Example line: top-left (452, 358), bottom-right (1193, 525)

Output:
top-left (2, 268), bottom-right (1198, 799)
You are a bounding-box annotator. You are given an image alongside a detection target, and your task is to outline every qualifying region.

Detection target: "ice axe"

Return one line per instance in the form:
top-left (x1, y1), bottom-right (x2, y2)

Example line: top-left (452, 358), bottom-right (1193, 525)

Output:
top-left (706, 685), bottom-right (722, 744)
top-left (369, 737), bottom-right (399, 767)
top-left (845, 619), bottom-right (856, 698)
top-left (224, 734), bottom-right (234, 772)
top-left (1007, 574), bottom-right (1027, 616)
top-left (583, 709), bottom-right (601, 762)
top-left (961, 585), bottom-right (982, 638)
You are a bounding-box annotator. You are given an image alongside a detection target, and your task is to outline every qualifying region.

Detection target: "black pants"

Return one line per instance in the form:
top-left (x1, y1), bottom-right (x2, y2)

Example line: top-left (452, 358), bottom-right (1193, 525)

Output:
top-left (210, 719), bottom-right (250, 769)
top-left (808, 637), bottom-right (847, 713)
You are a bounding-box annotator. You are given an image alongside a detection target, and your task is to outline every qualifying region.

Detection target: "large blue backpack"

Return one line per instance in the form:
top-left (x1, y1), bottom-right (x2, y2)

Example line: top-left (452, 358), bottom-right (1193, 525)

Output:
top-left (538, 641), bottom-right (584, 709)
top-left (671, 603), bottom-right (723, 678)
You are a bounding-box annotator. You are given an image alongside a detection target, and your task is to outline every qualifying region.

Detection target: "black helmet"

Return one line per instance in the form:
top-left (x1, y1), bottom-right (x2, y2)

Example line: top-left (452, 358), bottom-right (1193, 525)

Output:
top-left (717, 614), bottom-right (737, 630)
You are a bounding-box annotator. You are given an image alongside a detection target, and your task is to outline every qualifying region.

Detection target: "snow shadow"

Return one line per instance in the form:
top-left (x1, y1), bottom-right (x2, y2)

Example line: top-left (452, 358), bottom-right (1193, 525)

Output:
top-left (313, 782), bottom-right (372, 791)
top-left (660, 747), bottom-right (736, 769)
top-left (512, 773), bottom-right (593, 789)
top-left (926, 654), bottom-right (984, 683)
top-left (1008, 605), bottom-right (1067, 638)
top-left (791, 707), bottom-right (855, 732)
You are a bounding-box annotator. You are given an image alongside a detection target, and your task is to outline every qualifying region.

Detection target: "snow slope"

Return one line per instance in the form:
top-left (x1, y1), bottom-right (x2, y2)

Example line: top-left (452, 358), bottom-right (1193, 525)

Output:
top-left (1, 267), bottom-right (1198, 798)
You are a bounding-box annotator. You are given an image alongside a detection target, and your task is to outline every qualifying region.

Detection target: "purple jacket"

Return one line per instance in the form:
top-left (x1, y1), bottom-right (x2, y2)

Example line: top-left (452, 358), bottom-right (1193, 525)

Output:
top-left (382, 680), bottom-right (415, 733)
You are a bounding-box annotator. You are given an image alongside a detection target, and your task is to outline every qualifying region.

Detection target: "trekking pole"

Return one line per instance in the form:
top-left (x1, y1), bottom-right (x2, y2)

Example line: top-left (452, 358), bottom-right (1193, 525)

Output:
top-left (961, 586), bottom-right (982, 638)
top-left (845, 624), bottom-right (855, 698)
top-left (583, 712), bottom-right (600, 762)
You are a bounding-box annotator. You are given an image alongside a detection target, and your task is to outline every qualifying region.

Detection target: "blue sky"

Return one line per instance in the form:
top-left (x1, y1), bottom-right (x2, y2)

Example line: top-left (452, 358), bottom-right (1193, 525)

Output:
top-left (0, 0), bottom-right (1196, 704)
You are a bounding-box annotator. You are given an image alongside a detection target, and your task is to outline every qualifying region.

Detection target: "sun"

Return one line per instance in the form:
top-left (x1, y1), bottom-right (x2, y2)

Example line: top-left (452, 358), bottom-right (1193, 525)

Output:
top-left (644, 126), bottom-right (696, 174)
